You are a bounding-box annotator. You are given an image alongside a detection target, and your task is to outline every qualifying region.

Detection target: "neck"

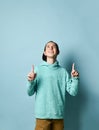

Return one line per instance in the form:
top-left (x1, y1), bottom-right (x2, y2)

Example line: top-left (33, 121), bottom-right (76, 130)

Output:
top-left (46, 57), bottom-right (56, 64)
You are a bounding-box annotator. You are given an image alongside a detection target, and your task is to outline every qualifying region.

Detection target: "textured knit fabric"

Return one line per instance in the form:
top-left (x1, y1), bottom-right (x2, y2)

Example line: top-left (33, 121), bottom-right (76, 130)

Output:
top-left (27, 61), bottom-right (79, 119)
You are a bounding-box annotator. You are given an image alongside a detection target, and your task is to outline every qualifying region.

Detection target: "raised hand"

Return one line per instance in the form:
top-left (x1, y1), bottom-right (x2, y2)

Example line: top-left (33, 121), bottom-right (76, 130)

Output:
top-left (71, 63), bottom-right (79, 77)
top-left (27, 65), bottom-right (36, 81)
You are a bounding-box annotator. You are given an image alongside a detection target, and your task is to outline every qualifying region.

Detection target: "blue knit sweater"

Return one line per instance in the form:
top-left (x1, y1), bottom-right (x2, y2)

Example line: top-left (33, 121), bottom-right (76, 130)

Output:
top-left (27, 61), bottom-right (79, 119)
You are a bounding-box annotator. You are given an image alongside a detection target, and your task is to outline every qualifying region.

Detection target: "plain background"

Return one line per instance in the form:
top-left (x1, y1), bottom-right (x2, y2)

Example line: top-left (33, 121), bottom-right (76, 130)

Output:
top-left (0, 0), bottom-right (99, 130)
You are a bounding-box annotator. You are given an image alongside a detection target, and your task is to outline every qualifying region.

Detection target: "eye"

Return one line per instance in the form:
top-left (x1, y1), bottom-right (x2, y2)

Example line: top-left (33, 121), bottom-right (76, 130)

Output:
top-left (46, 45), bottom-right (50, 48)
top-left (53, 45), bottom-right (56, 48)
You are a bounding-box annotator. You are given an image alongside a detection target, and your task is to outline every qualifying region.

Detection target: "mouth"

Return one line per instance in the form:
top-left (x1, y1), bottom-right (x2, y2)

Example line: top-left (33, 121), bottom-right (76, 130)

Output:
top-left (48, 51), bottom-right (54, 53)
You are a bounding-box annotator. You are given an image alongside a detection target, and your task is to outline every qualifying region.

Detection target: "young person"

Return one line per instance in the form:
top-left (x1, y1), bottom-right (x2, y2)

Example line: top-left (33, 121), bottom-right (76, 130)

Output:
top-left (27, 41), bottom-right (79, 130)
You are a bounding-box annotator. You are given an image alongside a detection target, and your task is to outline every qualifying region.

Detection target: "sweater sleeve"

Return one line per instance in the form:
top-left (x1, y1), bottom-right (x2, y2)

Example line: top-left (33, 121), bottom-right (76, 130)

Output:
top-left (27, 79), bottom-right (37, 96)
top-left (66, 71), bottom-right (79, 96)
top-left (27, 66), bottom-right (38, 96)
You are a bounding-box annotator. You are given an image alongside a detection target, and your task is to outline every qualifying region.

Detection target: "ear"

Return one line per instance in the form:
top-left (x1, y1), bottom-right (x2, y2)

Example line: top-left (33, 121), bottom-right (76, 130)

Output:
top-left (44, 51), bottom-right (46, 56)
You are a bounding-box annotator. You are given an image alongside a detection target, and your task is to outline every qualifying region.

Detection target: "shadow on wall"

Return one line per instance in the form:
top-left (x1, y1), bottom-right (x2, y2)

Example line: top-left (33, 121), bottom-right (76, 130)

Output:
top-left (63, 53), bottom-right (88, 130)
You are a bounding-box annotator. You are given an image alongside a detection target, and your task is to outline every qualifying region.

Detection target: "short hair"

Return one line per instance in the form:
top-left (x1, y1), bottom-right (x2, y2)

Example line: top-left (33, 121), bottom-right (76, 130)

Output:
top-left (42, 41), bottom-right (60, 61)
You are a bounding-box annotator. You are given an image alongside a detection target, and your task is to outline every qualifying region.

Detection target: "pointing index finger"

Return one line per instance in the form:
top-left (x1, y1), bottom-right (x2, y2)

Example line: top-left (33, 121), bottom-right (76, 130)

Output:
top-left (31, 65), bottom-right (34, 73)
top-left (72, 63), bottom-right (75, 71)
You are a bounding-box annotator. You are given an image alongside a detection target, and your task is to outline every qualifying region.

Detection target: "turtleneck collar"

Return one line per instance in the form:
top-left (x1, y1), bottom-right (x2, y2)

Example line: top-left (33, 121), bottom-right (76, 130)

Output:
top-left (40, 60), bottom-right (59, 68)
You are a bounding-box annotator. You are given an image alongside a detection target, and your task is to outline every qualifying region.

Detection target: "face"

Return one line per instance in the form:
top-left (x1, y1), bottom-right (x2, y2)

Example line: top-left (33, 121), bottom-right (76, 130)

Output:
top-left (44, 42), bottom-right (58, 59)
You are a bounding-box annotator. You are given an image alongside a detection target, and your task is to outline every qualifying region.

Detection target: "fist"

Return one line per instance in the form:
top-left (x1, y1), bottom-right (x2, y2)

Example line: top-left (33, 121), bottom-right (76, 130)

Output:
top-left (27, 65), bottom-right (36, 81)
top-left (71, 63), bottom-right (79, 77)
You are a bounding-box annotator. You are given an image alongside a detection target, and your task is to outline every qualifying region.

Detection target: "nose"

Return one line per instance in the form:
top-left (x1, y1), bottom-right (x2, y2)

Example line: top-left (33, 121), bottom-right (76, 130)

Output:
top-left (50, 46), bottom-right (53, 49)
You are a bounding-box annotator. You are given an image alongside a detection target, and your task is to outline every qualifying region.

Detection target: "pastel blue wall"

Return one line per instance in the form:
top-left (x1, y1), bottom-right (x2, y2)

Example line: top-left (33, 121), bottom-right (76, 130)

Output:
top-left (0, 0), bottom-right (99, 130)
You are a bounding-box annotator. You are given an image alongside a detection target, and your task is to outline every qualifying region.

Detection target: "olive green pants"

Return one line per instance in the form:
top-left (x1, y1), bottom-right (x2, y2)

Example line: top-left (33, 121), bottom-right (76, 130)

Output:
top-left (35, 119), bottom-right (64, 130)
